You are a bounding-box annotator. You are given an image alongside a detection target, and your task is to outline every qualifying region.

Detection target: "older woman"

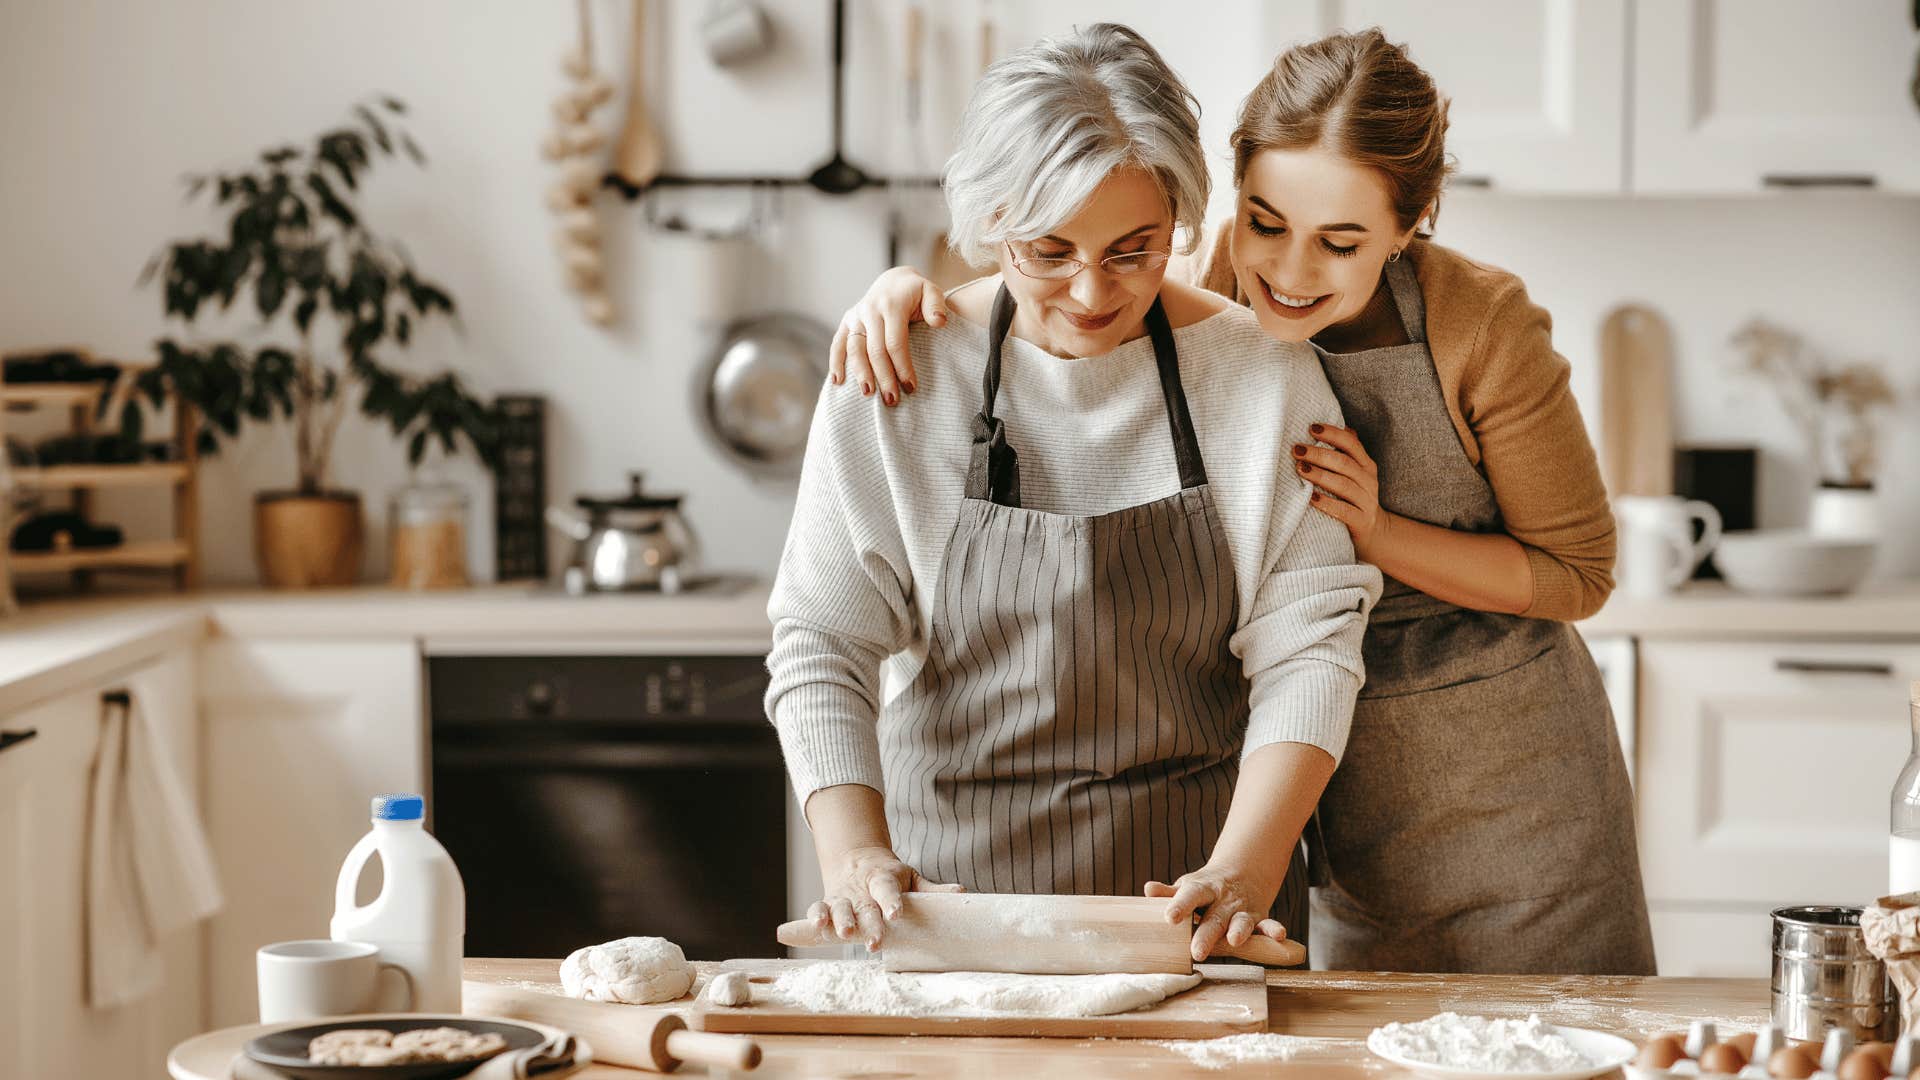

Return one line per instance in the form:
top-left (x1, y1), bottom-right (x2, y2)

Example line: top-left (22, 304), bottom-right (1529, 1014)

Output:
top-left (766, 23), bottom-right (1378, 961)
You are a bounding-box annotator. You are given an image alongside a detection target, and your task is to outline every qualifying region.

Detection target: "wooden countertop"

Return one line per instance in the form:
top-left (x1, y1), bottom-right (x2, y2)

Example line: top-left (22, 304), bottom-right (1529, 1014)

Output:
top-left (464, 963), bottom-right (1771, 1077)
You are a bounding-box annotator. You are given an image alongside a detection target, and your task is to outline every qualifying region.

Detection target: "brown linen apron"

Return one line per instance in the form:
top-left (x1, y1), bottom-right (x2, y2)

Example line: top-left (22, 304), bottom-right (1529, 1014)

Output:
top-left (881, 285), bottom-right (1310, 940)
top-left (1306, 258), bottom-right (1656, 974)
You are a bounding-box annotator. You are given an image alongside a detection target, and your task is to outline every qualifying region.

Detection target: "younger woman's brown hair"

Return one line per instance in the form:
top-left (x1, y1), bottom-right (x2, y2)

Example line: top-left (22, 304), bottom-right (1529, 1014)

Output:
top-left (1230, 28), bottom-right (1452, 236)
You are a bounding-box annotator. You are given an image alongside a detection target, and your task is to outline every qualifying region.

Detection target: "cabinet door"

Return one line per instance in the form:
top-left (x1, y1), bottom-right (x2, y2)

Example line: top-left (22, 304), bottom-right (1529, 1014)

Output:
top-left (1648, 906), bottom-right (1774, 978)
top-left (201, 639), bottom-right (423, 1027)
top-left (0, 712), bottom-right (49, 1080)
top-left (1313, 0), bottom-right (1628, 192)
top-left (1633, 0), bottom-right (1920, 193)
top-left (1637, 640), bottom-right (1920, 906)
top-left (0, 648), bottom-right (203, 1080)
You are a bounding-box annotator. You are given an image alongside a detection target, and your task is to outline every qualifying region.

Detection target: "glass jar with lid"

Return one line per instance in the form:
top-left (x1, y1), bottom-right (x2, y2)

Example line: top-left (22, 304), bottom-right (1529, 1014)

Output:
top-left (388, 482), bottom-right (470, 590)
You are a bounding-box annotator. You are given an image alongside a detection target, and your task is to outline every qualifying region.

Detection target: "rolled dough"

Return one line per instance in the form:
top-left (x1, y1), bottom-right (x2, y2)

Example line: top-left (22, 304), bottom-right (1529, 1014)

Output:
top-left (769, 960), bottom-right (1203, 1018)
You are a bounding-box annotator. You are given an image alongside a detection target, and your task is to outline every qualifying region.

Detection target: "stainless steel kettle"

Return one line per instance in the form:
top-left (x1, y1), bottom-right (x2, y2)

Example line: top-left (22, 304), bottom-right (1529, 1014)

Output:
top-left (544, 473), bottom-right (701, 594)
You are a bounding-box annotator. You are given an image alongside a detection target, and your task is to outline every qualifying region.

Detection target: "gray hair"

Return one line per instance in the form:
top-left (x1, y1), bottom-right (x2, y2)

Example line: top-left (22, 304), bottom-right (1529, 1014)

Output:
top-left (942, 23), bottom-right (1209, 264)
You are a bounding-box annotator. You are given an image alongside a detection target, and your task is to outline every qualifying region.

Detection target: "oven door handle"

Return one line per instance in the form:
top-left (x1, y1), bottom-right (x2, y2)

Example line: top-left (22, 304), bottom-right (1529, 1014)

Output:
top-left (433, 741), bottom-right (783, 771)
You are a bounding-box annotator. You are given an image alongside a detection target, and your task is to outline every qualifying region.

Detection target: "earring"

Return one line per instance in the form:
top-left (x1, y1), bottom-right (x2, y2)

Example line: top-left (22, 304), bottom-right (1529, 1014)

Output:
top-left (1387, 249), bottom-right (1402, 263)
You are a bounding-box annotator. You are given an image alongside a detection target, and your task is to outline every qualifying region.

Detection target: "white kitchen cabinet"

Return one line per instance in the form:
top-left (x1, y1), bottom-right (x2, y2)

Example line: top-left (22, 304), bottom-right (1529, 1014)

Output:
top-left (1637, 639), bottom-right (1920, 909)
top-left (201, 638), bottom-right (424, 1027)
top-left (1648, 907), bottom-right (1774, 978)
top-left (1309, 0), bottom-right (1629, 192)
top-left (0, 648), bottom-right (204, 1080)
top-left (1632, 0), bottom-right (1920, 193)
top-left (0, 706), bottom-right (46, 1080)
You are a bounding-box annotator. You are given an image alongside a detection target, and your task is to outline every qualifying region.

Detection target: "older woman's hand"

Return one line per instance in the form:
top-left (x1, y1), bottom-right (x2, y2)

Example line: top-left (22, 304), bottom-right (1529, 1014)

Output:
top-left (809, 843), bottom-right (965, 950)
top-left (1295, 423), bottom-right (1391, 560)
top-left (828, 267), bottom-right (949, 406)
top-left (1145, 863), bottom-right (1289, 962)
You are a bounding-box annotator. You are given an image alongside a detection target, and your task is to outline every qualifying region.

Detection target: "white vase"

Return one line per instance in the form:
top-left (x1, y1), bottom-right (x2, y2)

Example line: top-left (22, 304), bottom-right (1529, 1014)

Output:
top-left (1808, 483), bottom-right (1881, 540)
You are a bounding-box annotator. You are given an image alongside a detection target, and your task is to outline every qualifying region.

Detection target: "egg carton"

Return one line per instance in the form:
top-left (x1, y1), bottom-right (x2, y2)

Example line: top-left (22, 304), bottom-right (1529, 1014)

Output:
top-left (1623, 1020), bottom-right (1917, 1080)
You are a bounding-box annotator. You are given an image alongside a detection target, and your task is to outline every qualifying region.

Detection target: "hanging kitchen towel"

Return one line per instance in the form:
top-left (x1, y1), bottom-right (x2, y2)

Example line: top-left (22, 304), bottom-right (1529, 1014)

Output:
top-left (85, 671), bottom-right (223, 1009)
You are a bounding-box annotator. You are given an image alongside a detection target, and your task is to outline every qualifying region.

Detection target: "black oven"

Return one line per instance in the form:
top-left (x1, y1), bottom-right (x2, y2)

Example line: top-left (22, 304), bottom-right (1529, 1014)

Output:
top-left (427, 654), bottom-right (786, 961)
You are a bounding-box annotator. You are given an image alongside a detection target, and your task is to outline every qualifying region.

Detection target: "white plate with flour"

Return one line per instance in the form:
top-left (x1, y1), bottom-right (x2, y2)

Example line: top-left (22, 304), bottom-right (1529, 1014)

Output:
top-left (1366, 1013), bottom-right (1637, 1079)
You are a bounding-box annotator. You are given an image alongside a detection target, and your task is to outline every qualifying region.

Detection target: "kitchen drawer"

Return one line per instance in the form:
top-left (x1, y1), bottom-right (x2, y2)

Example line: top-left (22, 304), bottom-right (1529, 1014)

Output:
top-left (1648, 906), bottom-right (1773, 979)
top-left (1637, 640), bottom-right (1920, 906)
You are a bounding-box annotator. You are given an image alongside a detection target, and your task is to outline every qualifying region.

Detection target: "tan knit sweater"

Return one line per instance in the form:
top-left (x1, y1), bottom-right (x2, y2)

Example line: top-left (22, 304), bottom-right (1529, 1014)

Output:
top-left (1189, 221), bottom-right (1615, 622)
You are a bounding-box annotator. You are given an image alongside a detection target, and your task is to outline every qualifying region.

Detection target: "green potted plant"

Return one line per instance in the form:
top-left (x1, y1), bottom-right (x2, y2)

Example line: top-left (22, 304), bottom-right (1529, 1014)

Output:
top-left (134, 98), bottom-right (499, 587)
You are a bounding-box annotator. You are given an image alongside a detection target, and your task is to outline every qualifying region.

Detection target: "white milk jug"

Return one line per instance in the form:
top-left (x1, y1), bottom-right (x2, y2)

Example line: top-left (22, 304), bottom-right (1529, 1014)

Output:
top-left (330, 793), bottom-right (465, 1012)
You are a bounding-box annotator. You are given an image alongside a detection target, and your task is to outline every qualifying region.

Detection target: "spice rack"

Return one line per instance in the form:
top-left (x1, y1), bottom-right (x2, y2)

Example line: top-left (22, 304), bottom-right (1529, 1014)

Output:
top-left (1, 350), bottom-right (200, 607)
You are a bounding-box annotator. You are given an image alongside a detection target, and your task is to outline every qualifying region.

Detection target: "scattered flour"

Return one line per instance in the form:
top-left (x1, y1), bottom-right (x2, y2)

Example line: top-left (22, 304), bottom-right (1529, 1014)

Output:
top-left (768, 960), bottom-right (1202, 1017)
top-left (1153, 1033), bottom-right (1357, 1070)
top-left (1369, 1013), bottom-right (1591, 1072)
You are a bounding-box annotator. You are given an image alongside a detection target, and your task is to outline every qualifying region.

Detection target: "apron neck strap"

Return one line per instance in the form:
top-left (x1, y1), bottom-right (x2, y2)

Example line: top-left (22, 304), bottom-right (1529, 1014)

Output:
top-left (1383, 255), bottom-right (1428, 344)
top-left (968, 284), bottom-right (1209, 505)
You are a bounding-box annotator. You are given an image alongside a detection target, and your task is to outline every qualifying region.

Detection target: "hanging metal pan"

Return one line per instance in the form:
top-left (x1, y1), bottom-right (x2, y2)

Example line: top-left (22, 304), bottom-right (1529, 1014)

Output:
top-left (698, 312), bottom-right (832, 476)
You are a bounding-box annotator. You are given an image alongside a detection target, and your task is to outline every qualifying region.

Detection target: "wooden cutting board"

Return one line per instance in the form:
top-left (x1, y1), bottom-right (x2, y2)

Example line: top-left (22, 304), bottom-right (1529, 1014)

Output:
top-left (1598, 303), bottom-right (1676, 498)
top-left (465, 957), bottom-right (1266, 1040)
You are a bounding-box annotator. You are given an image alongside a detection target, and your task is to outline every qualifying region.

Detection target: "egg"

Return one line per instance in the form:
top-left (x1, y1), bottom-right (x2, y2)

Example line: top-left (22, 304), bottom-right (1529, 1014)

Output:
top-left (1768, 1046), bottom-right (1817, 1079)
top-left (1865, 1043), bottom-right (1896, 1067)
top-left (1700, 1042), bottom-right (1748, 1073)
top-left (1725, 1031), bottom-right (1759, 1057)
top-left (1636, 1035), bottom-right (1685, 1069)
top-left (1839, 1046), bottom-right (1893, 1080)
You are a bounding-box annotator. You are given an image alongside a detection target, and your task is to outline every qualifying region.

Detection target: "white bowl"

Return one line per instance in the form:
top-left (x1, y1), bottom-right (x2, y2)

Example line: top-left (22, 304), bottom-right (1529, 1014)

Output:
top-left (1712, 529), bottom-right (1876, 596)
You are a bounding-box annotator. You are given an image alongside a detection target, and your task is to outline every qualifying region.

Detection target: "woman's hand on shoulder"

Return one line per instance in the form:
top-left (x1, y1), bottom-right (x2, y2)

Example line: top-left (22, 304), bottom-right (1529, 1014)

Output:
top-left (830, 267), bottom-right (949, 406)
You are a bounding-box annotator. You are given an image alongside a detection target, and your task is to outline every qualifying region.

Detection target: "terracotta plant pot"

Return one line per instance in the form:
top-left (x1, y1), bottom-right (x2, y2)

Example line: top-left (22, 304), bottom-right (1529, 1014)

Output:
top-left (254, 491), bottom-right (365, 588)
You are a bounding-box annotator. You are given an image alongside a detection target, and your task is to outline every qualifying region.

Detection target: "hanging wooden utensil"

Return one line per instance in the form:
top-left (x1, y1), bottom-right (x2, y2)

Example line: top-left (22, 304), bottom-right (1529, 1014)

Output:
top-left (610, 0), bottom-right (664, 194)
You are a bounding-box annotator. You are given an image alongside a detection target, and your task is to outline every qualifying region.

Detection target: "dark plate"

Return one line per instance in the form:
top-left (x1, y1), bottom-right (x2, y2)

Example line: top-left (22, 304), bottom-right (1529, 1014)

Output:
top-left (243, 1017), bottom-right (545, 1080)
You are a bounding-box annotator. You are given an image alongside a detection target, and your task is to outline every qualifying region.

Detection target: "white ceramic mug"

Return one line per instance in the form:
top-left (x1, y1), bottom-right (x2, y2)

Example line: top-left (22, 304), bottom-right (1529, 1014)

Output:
top-left (1615, 495), bottom-right (1723, 598)
top-left (256, 939), bottom-right (415, 1024)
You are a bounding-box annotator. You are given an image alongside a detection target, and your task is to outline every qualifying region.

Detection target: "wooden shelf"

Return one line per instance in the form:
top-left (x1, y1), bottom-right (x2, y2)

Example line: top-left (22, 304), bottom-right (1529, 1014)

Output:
top-left (13, 463), bottom-right (191, 489)
top-left (2, 364), bottom-right (153, 409)
top-left (9, 539), bottom-right (192, 575)
top-left (1, 382), bottom-right (108, 408)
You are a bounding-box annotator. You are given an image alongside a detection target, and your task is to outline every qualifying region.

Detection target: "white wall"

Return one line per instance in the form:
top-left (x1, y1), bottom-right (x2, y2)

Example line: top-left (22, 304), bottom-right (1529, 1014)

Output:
top-left (3, 0), bottom-right (1916, 587)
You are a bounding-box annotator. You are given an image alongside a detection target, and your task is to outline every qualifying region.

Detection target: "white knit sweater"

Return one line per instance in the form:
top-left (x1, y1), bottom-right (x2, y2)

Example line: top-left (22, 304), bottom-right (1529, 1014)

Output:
top-left (766, 304), bottom-right (1381, 807)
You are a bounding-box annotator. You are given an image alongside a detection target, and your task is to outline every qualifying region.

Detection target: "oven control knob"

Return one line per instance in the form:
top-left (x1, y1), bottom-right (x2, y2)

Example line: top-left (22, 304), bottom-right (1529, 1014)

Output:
top-left (525, 680), bottom-right (555, 715)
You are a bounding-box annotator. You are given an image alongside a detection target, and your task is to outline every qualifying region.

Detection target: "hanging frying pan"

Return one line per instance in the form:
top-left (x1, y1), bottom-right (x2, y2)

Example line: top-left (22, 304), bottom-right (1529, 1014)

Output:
top-left (697, 312), bottom-right (833, 476)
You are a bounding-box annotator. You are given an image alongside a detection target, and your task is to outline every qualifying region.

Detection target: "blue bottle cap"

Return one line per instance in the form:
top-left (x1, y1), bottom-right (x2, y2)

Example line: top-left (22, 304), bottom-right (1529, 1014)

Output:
top-left (372, 793), bottom-right (425, 821)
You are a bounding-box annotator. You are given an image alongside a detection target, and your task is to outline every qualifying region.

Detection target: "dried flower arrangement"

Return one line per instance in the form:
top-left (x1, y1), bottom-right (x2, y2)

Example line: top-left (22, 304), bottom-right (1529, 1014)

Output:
top-left (1729, 318), bottom-right (1897, 488)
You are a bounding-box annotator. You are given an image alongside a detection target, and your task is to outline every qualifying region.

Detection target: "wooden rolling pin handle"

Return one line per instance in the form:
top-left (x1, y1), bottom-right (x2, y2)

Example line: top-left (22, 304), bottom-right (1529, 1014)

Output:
top-left (664, 1028), bottom-right (763, 1072)
top-left (776, 918), bottom-right (834, 949)
top-left (1217, 934), bottom-right (1307, 968)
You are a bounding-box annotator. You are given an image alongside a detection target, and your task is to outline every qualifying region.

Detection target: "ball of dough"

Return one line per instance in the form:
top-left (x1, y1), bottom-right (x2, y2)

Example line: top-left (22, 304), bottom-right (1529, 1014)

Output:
top-left (707, 970), bottom-right (752, 1007)
top-left (560, 937), bottom-right (693, 1004)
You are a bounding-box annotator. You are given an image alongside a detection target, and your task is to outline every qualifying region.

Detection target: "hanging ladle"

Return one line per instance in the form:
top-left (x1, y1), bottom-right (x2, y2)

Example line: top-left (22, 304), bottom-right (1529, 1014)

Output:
top-left (806, 0), bottom-right (873, 195)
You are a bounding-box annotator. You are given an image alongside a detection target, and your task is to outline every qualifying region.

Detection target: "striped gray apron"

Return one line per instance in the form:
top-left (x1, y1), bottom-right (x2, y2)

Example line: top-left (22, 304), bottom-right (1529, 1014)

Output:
top-left (881, 285), bottom-right (1310, 940)
top-left (1305, 258), bottom-right (1656, 974)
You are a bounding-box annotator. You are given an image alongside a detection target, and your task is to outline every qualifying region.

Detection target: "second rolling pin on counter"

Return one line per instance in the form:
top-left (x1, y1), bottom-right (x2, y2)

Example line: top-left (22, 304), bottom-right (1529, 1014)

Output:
top-left (461, 980), bottom-right (761, 1073)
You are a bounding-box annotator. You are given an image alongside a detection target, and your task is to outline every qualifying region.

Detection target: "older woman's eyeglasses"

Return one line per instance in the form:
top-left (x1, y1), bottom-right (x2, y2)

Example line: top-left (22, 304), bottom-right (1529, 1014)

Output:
top-left (1006, 243), bottom-right (1172, 281)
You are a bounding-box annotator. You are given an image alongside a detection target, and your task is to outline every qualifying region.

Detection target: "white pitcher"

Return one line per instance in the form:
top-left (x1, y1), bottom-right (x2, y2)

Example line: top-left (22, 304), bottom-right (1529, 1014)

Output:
top-left (1615, 495), bottom-right (1722, 598)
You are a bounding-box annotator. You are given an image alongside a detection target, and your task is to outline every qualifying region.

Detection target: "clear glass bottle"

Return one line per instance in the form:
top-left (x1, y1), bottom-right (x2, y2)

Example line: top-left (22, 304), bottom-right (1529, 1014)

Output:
top-left (1892, 680), bottom-right (1920, 894)
top-left (388, 482), bottom-right (470, 590)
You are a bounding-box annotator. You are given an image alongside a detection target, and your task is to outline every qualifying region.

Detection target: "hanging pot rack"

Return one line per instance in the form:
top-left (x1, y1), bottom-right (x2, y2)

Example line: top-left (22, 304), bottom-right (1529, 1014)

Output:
top-left (603, 0), bottom-right (942, 200)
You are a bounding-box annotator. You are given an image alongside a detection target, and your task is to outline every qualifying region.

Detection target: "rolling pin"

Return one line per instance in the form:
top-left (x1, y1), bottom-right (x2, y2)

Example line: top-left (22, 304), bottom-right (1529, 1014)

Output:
top-left (777, 892), bottom-right (1307, 974)
top-left (462, 980), bottom-right (760, 1073)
